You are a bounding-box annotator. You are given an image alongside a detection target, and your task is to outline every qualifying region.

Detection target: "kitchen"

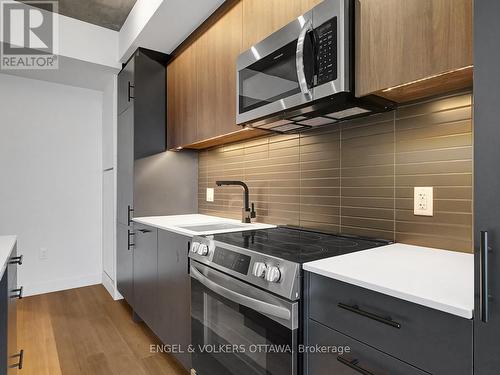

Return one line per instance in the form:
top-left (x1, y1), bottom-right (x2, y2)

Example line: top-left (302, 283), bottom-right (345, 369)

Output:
top-left (0, 0), bottom-right (498, 374)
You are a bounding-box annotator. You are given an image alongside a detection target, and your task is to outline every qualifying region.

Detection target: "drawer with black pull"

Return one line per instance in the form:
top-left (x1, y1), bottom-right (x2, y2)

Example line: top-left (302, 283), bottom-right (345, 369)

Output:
top-left (307, 319), bottom-right (428, 375)
top-left (307, 272), bottom-right (473, 375)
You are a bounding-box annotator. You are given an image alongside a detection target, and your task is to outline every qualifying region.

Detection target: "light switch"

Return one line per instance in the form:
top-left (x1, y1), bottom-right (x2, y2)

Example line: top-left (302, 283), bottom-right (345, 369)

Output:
top-left (206, 188), bottom-right (214, 202)
top-left (414, 187), bottom-right (433, 216)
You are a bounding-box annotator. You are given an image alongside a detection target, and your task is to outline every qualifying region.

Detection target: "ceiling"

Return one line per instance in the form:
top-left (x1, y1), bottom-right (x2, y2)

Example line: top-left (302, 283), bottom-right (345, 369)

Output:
top-left (18, 0), bottom-right (137, 31)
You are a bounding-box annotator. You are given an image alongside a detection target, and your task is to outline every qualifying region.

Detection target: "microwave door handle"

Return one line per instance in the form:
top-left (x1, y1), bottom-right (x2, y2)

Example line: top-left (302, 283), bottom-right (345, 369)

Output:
top-left (190, 265), bottom-right (291, 321)
top-left (296, 19), bottom-right (313, 100)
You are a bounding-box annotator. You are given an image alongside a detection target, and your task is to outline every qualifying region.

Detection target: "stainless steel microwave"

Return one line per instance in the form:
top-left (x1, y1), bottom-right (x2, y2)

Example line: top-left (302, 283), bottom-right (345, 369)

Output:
top-left (236, 0), bottom-right (391, 132)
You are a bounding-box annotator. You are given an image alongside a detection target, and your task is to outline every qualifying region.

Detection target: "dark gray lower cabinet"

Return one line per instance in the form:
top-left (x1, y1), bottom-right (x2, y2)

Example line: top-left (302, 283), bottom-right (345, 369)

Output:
top-left (117, 223), bottom-right (134, 304)
top-left (308, 320), bottom-right (427, 375)
top-left (306, 272), bottom-right (473, 375)
top-left (1, 244), bottom-right (23, 374)
top-left (133, 224), bottom-right (158, 330)
top-left (157, 230), bottom-right (191, 371)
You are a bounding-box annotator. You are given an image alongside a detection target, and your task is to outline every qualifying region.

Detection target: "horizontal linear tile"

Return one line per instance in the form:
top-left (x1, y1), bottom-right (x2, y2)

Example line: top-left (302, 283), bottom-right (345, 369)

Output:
top-left (342, 165), bottom-right (394, 177)
top-left (339, 111), bottom-right (395, 130)
top-left (395, 173), bottom-right (472, 187)
top-left (396, 198), bottom-right (472, 213)
top-left (341, 225), bottom-right (395, 241)
top-left (395, 93), bottom-right (471, 120)
top-left (300, 159), bottom-right (341, 170)
top-left (395, 209), bottom-right (472, 226)
top-left (341, 216), bottom-right (394, 232)
top-left (300, 187), bottom-right (341, 196)
top-left (396, 120), bottom-right (471, 143)
top-left (396, 221), bottom-right (471, 239)
top-left (269, 138), bottom-right (299, 151)
top-left (395, 232), bottom-right (472, 253)
top-left (300, 177), bottom-right (340, 188)
top-left (395, 159), bottom-right (472, 175)
top-left (395, 133), bottom-right (472, 153)
top-left (341, 176), bottom-right (394, 188)
top-left (342, 206), bottom-right (394, 220)
top-left (341, 121), bottom-right (394, 141)
top-left (300, 212), bottom-right (340, 225)
top-left (341, 197), bottom-right (394, 209)
top-left (300, 168), bottom-right (340, 179)
top-left (395, 186), bottom-right (472, 200)
top-left (342, 153), bottom-right (395, 168)
top-left (299, 221), bottom-right (340, 234)
top-left (342, 187), bottom-right (394, 198)
top-left (395, 108), bottom-right (471, 132)
top-left (395, 146), bottom-right (472, 164)
top-left (300, 204), bottom-right (340, 215)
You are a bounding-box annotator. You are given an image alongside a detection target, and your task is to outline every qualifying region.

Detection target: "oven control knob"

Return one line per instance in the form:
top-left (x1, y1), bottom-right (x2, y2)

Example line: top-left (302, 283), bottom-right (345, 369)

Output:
top-left (191, 242), bottom-right (200, 253)
top-left (197, 244), bottom-right (209, 256)
top-left (252, 262), bottom-right (267, 278)
top-left (265, 266), bottom-right (281, 283)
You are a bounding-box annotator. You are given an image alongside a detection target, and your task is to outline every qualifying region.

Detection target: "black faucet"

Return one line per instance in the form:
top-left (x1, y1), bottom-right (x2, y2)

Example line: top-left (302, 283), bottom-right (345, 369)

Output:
top-left (215, 180), bottom-right (256, 223)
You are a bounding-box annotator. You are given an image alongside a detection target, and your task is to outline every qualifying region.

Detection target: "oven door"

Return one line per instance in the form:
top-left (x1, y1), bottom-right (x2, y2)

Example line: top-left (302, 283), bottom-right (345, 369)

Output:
top-left (236, 10), bottom-right (315, 125)
top-left (190, 261), bottom-right (299, 375)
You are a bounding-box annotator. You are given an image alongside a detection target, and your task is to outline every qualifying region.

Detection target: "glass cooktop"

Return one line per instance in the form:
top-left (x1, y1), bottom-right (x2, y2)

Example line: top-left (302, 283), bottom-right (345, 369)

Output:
top-left (211, 226), bottom-right (392, 264)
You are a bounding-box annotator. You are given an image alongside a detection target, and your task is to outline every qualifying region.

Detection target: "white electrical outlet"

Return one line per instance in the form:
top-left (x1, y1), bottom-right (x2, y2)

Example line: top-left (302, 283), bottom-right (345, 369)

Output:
top-left (206, 188), bottom-right (214, 202)
top-left (39, 247), bottom-right (48, 260)
top-left (414, 187), bottom-right (434, 216)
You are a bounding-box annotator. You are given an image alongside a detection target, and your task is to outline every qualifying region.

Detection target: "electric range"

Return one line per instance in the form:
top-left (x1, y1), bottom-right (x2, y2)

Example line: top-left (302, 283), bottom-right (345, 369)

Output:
top-left (188, 226), bottom-right (391, 375)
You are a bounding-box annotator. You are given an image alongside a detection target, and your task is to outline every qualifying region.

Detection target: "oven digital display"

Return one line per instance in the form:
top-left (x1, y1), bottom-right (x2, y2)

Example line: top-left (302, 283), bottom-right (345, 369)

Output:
top-left (212, 248), bottom-right (251, 275)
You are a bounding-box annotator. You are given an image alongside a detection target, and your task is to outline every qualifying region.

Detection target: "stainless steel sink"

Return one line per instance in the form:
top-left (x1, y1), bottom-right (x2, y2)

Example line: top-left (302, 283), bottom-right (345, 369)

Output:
top-left (178, 223), bottom-right (247, 232)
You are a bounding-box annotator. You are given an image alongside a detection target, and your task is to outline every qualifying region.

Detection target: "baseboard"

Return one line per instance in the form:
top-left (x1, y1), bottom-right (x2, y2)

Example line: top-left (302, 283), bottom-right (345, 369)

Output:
top-left (22, 273), bottom-right (102, 297)
top-left (102, 271), bottom-right (123, 300)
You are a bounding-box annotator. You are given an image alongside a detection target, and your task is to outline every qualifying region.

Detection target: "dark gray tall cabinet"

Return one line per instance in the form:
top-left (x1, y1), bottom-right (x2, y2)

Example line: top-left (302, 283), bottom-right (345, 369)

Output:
top-left (474, 1), bottom-right (500, 373)
top-left (116, 48), bottom-right (169, 305)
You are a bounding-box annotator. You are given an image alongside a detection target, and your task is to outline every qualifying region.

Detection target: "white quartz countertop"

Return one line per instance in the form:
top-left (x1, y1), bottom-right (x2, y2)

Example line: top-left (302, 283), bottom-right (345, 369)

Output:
top-left (133, 214), bottom-right (276, 237)
top-left (303, 243), bottom-right (474, 319)
top-left (0, 236), bottom-right (17, 277)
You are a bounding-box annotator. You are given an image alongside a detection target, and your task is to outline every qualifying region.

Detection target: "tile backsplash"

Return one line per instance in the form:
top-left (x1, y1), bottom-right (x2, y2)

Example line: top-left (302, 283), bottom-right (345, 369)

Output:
top-left (198, 92), bottom-right (473, 253)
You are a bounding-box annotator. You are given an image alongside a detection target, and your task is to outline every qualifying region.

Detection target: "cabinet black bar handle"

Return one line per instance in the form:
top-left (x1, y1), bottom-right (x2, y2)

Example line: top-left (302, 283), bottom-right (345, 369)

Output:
top-left (9, 254), bottom-right (23, 265)
top-left (480, 231), bottom-right (490, 322)
top-left (127, 230), bottom-right (135, 250)
top-left (137, 229), bottom-right (152, 234)
top-left (9, 349), bottom-right (24, 369)
top-left (127, 205), bottom-right (134, 226)
top-left (10, 286), bottom-right (23, 299)
top-left (128, 82), bottom-right (135, 101)
top-left (338, 302), bottom-right (401, 329)
top-left (337, 356), bottom-right (376, 375)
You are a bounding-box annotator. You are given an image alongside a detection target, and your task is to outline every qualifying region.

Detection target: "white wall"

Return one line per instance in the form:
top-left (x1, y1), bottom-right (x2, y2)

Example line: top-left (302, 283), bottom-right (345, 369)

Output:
top-left (0, 73), bottom-right (103, 296)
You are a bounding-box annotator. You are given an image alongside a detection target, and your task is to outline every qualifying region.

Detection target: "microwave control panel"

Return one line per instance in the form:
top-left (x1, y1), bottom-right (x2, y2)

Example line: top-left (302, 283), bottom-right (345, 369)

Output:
top-left (316, 17), bottom-right (338, 86)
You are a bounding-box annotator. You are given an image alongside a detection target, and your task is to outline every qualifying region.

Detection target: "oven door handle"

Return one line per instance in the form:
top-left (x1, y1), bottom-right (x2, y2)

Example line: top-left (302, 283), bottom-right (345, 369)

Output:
top-left (296, 19), bottom-right (313, 101)
top-left (190, 265), bottom-right (291, 321)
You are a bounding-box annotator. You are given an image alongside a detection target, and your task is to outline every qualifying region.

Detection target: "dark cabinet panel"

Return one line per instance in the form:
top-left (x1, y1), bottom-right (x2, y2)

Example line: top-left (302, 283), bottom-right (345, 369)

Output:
top-left (117, 223), bottom-right (134, 305)
top-left (118, 58), bottom-right (134, 115)
top-left (157, 230), bottom-right (191, 370)
top-left (133, 224), bottom-right (158, 330)
top-left (117, 106), bottom-right (134, 226)
top-left (307, 319), bottom-right (427, 375)
top-left (473, 2), bottom-right (500, 374)
top-left (134, 51), bottom-right (167, 159)
top-left (7, 247), bottom-right (20, 375)
top-left (308, 272), bottom-right (473, 375)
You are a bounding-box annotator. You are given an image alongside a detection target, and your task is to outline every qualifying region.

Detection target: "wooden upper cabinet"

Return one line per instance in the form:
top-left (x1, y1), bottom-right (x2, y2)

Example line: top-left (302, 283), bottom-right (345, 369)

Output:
top-left (355, 0), bottom-right (473, 102)
top-left (242, 0), bottom-right (322, 50)
top-left (167, 45), bottom-right (198, 149)
top-left (196, 2), bottom-right (243, 141)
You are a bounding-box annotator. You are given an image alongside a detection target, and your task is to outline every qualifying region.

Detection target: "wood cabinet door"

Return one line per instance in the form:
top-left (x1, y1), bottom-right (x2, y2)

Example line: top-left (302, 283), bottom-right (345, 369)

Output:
top-left (166, 47), bottom-right (198, 149)
top-left (355, 0), bottom-right (472, 98)
top-left (242, 0), bottom-right (321, 51)
top-left (197, 1), bottom-right (243, 140)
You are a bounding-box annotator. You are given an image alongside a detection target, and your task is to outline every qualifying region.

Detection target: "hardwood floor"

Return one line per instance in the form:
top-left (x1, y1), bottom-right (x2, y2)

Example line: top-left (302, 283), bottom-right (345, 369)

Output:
top-left (17, 285), bottom-right (187, 375)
